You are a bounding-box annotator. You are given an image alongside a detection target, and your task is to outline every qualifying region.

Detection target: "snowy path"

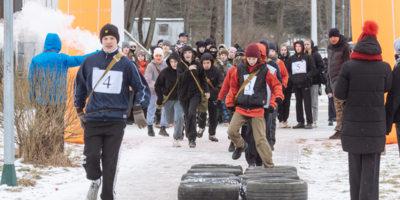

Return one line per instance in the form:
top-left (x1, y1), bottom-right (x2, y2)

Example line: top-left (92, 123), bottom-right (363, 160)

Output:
top-left (2, 101), bottom-right (400, 199)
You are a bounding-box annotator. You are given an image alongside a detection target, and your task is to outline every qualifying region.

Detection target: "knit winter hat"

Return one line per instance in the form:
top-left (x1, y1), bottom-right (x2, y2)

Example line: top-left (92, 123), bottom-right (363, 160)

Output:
top-left (122, 41), bottom-right (130, 49)
top-left (268, 42), bottom-right (278, 52)
top-left (154, 48), bottom-right (163, 56)
top-left (205, 38), bottom-right (215, 45)
top-left (196, 41), bottom-right (206, 48)
top-left (220, 49), bottom-right (229, 56)
top-left (245, 43), bottom-right (261, 58)
top-left (136, 50), bottom-right (146, 57)
top-left (235, 48), bottom-right (245, 58)
top-left (157, 39), bottom-right (164, 45)
top-left (329, 28), bottom-right (340, 38)
top-left (228, 47), bottom-right (237, 53)
top-left (200, 53), bottom-right (214, 63)
top-left (129, 41), bottom-right (136, 47)
top-left (162, 40), bottom-right (171, 46)
top-left (394, 37), bottom-right (400, 55)
top-left (357, 20), bottom-right (379, 43)
top-left (100, 24), bottom-right (119, 43)
top-left (209, 45), bottom-right (218, 50)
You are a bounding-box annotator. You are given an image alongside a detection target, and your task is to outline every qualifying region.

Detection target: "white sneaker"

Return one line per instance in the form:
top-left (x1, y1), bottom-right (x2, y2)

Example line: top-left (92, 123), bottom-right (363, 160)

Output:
top-left (86, 179), bottom-right (101, 200)
top-left (173, 139), bottom-right (181, 147)
top-left (283, 121), bottom-right (291, 128)
top-left (279, 122), bottom-right (285, 128)
top-left (313, 122), bottom-right (317, 128)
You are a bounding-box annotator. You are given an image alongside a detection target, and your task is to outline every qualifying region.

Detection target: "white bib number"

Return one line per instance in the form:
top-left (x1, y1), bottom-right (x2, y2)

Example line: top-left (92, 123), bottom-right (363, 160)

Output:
top-left (292, 60), bottom-right (307, 75)
top-left (243, 74), bottom-right (257, 95)
top-left (92, 69), bottom-right (123, 94)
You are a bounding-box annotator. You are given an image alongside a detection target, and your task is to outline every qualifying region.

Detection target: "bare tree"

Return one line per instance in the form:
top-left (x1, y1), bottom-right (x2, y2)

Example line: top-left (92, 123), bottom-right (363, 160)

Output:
top-left (125, 0), bottom-right (142, 33)
top-left (144, 0), bottom-right (162, 49)
top-left (210, 0), bottom-right (218, 41)
top-left (275, 0), bottom-right (285, 45)
top-left (137, 0), bottom-right (146, 44)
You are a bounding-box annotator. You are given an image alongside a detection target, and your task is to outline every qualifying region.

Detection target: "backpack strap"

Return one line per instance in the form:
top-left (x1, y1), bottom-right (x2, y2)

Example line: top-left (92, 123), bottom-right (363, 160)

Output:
top-left (206, 77), bottom-right (214, 88)
top-left (181, 61), bottom-right (204, 94)
top-left (162, 79), bottom-right (178, 104)
top-left (234, 69), bottom-right (261, 106)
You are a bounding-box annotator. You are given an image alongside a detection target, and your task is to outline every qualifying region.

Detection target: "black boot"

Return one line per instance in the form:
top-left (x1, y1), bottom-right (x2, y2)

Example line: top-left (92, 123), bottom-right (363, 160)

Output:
top-left (329, 131), bottom-right (341, 140)
top-left (189, 139), bottom-right (196, 148)
top-left (232, 142), bottom-right (248, 160)
top-left (159, 126), bottom-right (169, 137)
top-left (305, 123), bottom-right (313, 129)
top-left (292, 122), bottom-right (305, 129)
top-left (228, 142), bottom-right (235, 152)
top-left (328, 120), bottom-right (334, 126)
top-left (148, 125), bottom-right (155, 137)
top-left (197, 128), bottom-right (205, 138)
top-left (209, 135), bottom-right (218, 142)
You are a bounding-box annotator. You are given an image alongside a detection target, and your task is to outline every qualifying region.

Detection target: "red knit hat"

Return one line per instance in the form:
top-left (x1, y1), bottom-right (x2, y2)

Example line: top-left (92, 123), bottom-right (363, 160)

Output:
top-left (357, 20), bottom-right (379, 43)
top-left (245, 43), bottom-right (261, 58)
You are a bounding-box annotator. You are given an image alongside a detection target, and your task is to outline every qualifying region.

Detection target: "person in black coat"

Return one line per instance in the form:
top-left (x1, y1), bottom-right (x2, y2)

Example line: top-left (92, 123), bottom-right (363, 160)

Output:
top-left (177, 46), bottom-right (209, 148)
top-left (155, 52), bottom-right (185, 147)
top-left (386, 37), bottom-right (400, 152)
top-left (304, 39), bottom-right (325, 128)
top-left (197, 53), bottom-right (224, 142)
top-left (278, 44), bottom-right (292, 128)
top-left (286, 40), bottom-right (316, 129)
top-left (335, 21), bottom-right (392, 200)
top-left (195, 41), bottom-right (207, 60)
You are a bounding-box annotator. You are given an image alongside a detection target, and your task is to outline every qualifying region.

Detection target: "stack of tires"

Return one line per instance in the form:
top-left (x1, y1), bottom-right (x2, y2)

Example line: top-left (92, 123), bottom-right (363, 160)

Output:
top-left (240, 166), bottom-right (308, 200)
top-left (178, 164), bottom-right (243, 200)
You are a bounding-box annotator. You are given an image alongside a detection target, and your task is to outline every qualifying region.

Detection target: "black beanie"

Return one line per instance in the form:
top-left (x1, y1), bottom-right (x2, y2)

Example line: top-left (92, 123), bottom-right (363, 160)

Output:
top-left (100, 24), bottom-right (119, 43)
top-left (268, 42), bottom-right (278, 52)
top-left (235, 48), bottom-right (245, 58)
top-left (200, 53), bottom-right (214, 63)
top-left (329, 28), bottom-right (340, 38)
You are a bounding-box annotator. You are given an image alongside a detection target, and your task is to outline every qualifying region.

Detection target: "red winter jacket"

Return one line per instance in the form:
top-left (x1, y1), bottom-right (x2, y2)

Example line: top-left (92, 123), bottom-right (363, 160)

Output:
top-left (226, 60), bottom-right (283, 118)
top-left (218, 65), bottom-right (237, 101)
top-left (277, 59), bottom-right (289, 88)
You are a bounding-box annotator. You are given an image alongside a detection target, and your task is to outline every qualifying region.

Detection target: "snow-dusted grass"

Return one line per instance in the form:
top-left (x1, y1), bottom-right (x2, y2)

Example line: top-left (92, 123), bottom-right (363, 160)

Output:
top-left (298, 139), bottom-right (400, 199)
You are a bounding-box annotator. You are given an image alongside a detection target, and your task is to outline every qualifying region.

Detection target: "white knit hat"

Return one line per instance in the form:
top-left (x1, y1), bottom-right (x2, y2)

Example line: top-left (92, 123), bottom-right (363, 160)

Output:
top-left (154, 48), bottom-right (163, 56)
top-left (129, 41), bottom-right (136, 47)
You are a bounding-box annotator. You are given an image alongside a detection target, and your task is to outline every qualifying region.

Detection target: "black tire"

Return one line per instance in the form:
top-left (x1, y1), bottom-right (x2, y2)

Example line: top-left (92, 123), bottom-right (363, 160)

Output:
top-left (245, 166), bottom-right (297, 173)
top-left (246, 195), bottom-right (307, 200)
top-left (239, 173), bottom-right (300, 180)
top-left (247, 191), bottom-right (307, 197)
top-left (188, 168), bottom-right (243, 176)
top-left (244, 169), bottom-right (297, 175)
top-left (246, 180), bottom-right (307, 192)
top-left (182, 173), bottom-right (236, 181)
top-left (191, 164), bottom-right (243, 171)
top-left (178, 182), bottom-right (240, 200)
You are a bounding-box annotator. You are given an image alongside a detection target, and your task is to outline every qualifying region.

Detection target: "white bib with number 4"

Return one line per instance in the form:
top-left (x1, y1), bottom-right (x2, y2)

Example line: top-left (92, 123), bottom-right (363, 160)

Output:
top-left (92, 68), bottom-right (123, 94)
top-left (292, 60), bottom-right (307, 75)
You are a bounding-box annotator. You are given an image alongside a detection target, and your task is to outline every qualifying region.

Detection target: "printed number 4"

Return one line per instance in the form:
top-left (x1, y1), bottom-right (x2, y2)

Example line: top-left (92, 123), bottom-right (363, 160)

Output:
top-left (103, 76), bottom-right (111, 88)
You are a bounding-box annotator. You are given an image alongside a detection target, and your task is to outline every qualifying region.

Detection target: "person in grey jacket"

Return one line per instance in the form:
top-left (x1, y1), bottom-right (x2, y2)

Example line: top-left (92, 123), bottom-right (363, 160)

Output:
top-left (145, 48), bottom-right (169, 137)
top-left (326, 28), bottom-right (350, 139)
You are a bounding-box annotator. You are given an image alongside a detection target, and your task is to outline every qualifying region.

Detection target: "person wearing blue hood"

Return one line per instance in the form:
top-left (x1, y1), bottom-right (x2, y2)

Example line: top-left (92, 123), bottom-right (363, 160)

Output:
top-left (28, 33), bottom-right (97, 153)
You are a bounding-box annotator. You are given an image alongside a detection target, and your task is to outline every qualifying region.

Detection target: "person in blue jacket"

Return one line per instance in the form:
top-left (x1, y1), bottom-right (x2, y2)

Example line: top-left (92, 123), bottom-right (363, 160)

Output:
top-left (74, 24), bottom-right (150, 200)
top-left (28, 33), bottom-right (97, 153)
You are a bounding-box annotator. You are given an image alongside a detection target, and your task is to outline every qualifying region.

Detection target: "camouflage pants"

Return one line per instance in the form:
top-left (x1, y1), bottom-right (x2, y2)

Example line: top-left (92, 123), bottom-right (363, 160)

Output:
top-left (333, 91), bottom-right (344, 131)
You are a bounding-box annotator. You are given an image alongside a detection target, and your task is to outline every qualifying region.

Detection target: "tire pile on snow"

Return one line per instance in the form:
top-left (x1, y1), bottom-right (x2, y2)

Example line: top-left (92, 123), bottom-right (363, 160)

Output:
top-left (178, 164), bottom-right (307, 200)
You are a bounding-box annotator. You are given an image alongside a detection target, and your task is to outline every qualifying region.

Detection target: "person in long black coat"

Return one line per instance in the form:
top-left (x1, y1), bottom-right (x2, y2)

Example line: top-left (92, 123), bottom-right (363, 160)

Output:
top-left (334, 20), bottom-right (392, 200)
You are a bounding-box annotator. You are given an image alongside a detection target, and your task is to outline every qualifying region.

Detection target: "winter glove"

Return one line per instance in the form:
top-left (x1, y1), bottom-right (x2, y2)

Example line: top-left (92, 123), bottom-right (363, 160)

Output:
top-left (76, 107), bottom-right (86, 129)
top-left (216, 100), bottom-right (221, 108)
top-left (156, 97), bottom-right (163, 107)
top-left (275, 97), bottom-right (283, 105)
top-left (227, 107), bottom-right (235, 113)
top-left (268, 105), bottom-right (275, 113)
top-left (133, 105), bottom-right (148, 129)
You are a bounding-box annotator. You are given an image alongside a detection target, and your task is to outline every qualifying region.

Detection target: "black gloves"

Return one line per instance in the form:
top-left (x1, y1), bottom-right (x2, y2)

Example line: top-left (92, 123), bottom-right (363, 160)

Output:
top-left (268, 105), bottom-right (275, 113)
top-left (275, 97), bottom-right (283, 105)
top-left (216, 100), bottom-right (221, 108)
top-left (227, 107), bottom-right (235, 112)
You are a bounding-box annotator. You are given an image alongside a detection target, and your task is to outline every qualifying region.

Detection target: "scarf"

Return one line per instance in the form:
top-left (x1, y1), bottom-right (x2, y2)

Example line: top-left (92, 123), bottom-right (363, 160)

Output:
top-left (350, 51), bottom-right (383, 61)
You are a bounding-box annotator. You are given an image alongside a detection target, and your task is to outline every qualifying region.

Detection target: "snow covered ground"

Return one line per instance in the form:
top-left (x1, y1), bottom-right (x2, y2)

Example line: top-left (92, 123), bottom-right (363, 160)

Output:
top-left (1, 103), bottom-right (400, 200)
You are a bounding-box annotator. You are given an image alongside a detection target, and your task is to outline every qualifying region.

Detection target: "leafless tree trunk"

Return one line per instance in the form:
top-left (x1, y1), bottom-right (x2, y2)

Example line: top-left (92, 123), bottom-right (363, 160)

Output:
top-left (210, 0), bottom-right (218, 41)
top-left (275, 0), bottom-right (285, 45)
top-left (247, 0), bottom-right (254, 27)
top-left (137, 0), bottom-right (145, 45)
top-left (125, 0), bottom-right (142, 33)
top-left (144, 0), bottom-right (161, 49)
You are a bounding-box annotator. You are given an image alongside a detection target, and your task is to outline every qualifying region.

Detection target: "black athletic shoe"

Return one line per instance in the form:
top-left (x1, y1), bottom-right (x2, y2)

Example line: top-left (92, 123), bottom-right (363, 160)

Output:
top-left (209, 135), bottom-right (218, 142)
top-left (333, 117), bottom-right (337, 122)
top-left (148, 125), bottom-right (155, 137)
top-left (329, 131), bottom-right (341, 140)
top-left (305, 123), bottom-right (313, 129)
top-left (328, 120), bottom-right (334, 126)
top-left (189, 140), bottom-right (196, 148)
top-left (228, 142), bottom-right (235, 152)
top-left (248, 163), bottom-right (256, 168)
top-left (232, 142), bottom-right (248, 160)
top-left (197, 128), bottom-right (205, 138)
top-left (292, 123), bottom-right (305, 129)
top-left (159, 126), bottom-right (169, 137)
top-left (126, 120), bottom-right (133, 125)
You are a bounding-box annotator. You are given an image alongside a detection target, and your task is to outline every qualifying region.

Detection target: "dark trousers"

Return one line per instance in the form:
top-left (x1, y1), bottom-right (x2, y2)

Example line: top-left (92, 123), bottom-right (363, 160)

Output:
top-left (328, 96), bottom-right (336, 120)
top-left (83, 121), bottom-right (126, 200)
top-left (244, 109), bottom-right (270, 166)
top-left (181, 95), bottom-right (200, 141)
top-left (293, 86), bottom-right (313, 123)
top-left (278, 87), bottom-right (292, 122)
top-left (348, 153), bottom-right (381, 200)
top-left (268, 105), bottom-right (278, 146)
top-left (199, 100), bottom-right (218, 136)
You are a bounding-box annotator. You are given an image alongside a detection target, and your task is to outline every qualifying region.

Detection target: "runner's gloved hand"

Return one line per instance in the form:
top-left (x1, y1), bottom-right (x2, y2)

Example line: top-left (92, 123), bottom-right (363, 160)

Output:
top-left (156, 97), bottom-right (163, 106)
top-left (275, 97), bottom-right (283, 105)
top-left (268, 105), bottom-right (275, 113)
top-left (133, 105), bottom-right (148, 129)
top-left (216, 100), bottom-right (221, 108)
top-left (76, 107), bottom-right (86, 129)
top-left (227, 107), bottom-right (235, 112)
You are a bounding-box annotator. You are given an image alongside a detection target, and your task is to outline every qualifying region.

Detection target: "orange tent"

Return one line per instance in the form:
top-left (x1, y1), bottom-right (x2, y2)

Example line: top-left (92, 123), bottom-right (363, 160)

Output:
top-left (351, 0), bottom-right (400, 144)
